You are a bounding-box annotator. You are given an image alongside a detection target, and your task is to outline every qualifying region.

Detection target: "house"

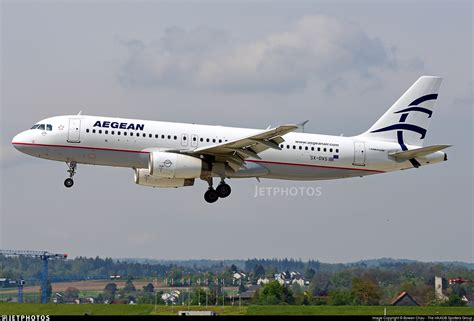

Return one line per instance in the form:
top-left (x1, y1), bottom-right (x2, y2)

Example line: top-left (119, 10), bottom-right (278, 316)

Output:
top-left (274, 271), bottom-right (307, 286)
top-left (391, 292), bottom-right (419, 306)
top-left (257, 277), bottom-right (270, 285)
top-left (162, 290), bottom-right (180, 304)
top-left (462, 295), bottom-right (474, 307)
top-left (239, 284), bottom-right (260, 301)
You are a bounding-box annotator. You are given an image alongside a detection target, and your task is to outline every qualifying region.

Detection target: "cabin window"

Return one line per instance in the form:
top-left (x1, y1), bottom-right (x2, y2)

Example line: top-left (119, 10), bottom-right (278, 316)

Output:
top-left (86, 129), bottom-right (90, 133)
top-left (305, 146), bottom-right (308, 151)
top-left (200, 138), bottom-right (203, 142)
top-left (193, 137), bottom-right (197, 141)
top-left (143, 133), bottom-right (146, 137)
top-left (111, 131), bottom-right (115, 135)
top-left (299, 146), bottom-right (302, 150)
top-left (117, 131), bottom-right (121, 135)
top-left (317, 147), bottom-right (320, 152)
top-left (155, 134), bottom-right (158, 138)
top-left (98, 130), bottom-right (102, 134)
top-left (311, 147), bottom-right (314, 151)
top-left (183, 136), bottom-right (187, 140)
top-left (286, 145), bottom-right (290, 149)
top-left (105, 130), bottom-right (108, 134)
top-left (174, 135), bottom-right (177, 140)
top-left (167, 135), bottom-right (171, 139)
top-left (124, 132), bottom-right (127, 136)
top-left (206, 138), bottom-right (210, 142)
top-left (92, 129), bottom-right (96, 133)
top-left (212, 139), bottom-right (216, 143)
top-left (323, 148), bottom-right (326, 152)
top-left (219, 139), bottom-right (222, 143)
top-left (293, 145), bottom-right (296, 149)
top-left (336, 149), bottom-right (339, 153)
top-left (330, 148), bottom-right (333, 153)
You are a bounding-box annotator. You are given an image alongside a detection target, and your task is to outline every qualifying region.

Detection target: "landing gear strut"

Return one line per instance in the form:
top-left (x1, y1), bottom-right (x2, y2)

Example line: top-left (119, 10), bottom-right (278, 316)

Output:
top-left (203, 177), bottom-right (232, 203)
top-left (64, 161), bottom-right (77, 188)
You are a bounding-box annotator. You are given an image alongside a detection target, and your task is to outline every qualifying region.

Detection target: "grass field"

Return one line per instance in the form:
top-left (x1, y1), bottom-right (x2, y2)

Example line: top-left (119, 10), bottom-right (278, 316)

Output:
top-left (0, 303), bottom-right (473, 316)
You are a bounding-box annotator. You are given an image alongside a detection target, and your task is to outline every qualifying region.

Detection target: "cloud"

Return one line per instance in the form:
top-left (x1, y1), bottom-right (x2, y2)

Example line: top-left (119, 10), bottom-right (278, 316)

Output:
top-left (118, 15), bottom-right (400, 93)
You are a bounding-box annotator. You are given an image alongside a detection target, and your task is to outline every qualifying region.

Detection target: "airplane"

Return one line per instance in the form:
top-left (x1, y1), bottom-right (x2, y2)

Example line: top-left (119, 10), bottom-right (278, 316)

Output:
top-left (12, 76), bottom-right (450, 203)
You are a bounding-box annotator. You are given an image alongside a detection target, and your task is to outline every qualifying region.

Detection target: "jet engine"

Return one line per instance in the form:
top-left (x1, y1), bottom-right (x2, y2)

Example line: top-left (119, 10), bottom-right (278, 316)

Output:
top-left (134, 168), bottom-right (194, 188)
top-left (149, 152), bottom-right (204, 178)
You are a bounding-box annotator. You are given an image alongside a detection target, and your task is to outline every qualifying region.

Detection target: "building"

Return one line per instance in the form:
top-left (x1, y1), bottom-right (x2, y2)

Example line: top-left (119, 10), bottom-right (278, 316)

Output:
top-left (391, 292), bottom-right (419, 306)
top-left (239, 284), bottom-right (260, 301)
top-left (257, 277), bottom-right (270, 285)
top-left (434, 276), bottom-right (448, 301)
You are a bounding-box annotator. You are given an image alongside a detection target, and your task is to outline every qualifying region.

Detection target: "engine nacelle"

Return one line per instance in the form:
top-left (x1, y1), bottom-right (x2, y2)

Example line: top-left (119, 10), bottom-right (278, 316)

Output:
top-left (134, 168), bottom-right (194, 188)
top-left (149, 152), bottom-right (203, 178)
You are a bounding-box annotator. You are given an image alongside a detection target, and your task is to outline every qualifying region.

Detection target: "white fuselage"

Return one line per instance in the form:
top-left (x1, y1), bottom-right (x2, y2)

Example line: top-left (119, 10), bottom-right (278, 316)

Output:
top-left (11, 115), bottom-right (445, 181)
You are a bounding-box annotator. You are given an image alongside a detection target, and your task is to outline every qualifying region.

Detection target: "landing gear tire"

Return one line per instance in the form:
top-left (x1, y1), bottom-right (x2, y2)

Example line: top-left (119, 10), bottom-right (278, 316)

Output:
top-left (216, 183), bottom-right (231, 198)
top-left (204, 188), bottom-right (219, 203)
top-left (64, 178), bottom-right (74, 188)
top-left (64, 161), bottom-right (77, 188)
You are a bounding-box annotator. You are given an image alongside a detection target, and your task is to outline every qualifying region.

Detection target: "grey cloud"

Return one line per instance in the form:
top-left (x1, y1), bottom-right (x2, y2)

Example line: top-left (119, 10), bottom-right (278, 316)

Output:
top-left (118, 15), bottom-right (399, 93)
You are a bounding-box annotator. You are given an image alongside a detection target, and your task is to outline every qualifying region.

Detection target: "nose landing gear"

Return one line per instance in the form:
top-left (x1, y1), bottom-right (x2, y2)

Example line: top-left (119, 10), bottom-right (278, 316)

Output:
top-left (64, 161), bottom-right (77, 188)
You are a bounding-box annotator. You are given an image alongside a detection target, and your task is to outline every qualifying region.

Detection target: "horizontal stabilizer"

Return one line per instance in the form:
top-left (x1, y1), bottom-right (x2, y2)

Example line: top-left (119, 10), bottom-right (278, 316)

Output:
top-left (389, 144), bottom-right (451, 161)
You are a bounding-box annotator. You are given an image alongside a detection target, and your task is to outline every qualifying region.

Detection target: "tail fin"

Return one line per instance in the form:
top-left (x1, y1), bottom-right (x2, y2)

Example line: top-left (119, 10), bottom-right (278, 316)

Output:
top-left (359, 76), bottom-right (442, 147)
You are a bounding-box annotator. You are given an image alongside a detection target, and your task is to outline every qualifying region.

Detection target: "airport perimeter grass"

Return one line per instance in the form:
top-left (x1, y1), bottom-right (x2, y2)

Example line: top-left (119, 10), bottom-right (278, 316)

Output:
top-left (1, 303), bottom-right (473, 316)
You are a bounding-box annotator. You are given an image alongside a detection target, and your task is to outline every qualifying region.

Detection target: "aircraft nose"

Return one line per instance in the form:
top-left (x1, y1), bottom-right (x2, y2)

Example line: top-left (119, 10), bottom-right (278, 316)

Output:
top-left (12, 131), bottom-right (27, 151)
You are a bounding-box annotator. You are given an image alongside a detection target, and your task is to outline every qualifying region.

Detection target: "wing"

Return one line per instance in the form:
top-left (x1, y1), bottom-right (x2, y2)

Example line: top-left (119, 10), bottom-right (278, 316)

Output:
top-left (186, 124), bottom-right (299, 171)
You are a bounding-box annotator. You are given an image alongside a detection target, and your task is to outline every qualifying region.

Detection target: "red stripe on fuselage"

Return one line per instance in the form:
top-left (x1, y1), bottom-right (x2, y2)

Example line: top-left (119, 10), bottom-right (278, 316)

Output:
top-left (12, 142), bottom-right (149, 154)
top-left (12, 142), bottom-right (385, 173)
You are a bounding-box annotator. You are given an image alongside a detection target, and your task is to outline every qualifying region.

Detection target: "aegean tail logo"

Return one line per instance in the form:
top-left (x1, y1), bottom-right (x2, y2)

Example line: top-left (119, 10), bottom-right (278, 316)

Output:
top-left (370, 94), bottom-right (437, 146)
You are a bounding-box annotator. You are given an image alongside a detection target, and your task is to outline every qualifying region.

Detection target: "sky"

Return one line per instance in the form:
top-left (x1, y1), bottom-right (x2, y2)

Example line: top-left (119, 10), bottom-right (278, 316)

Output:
top-left (0, 0), bottom-right (472, 263)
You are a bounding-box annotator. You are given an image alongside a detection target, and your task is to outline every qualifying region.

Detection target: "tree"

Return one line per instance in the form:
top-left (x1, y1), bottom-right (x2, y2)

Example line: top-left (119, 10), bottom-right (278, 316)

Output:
top-left (259, 280), bottom-right (294, 305)
top-left (351, 278), bottom-right (381, 305)
top-left (443, 294), bottom-right (466, 307)
top-left (191, 287), bottom-right (207, 305)
top-left (143, 283), bottom-right (154, 293)
top-left (328, 289), bottom-right (354, 305)
top-left (64, 287), bottom-right (80, 300)
top-left (304, 268), bottom-right (316, 281)
top-left (254, 265), bottom-right (265, 279)
top-left (230, 264), bottom-right (238, 273)
top-left (103, 283), bottom-right (117, 301)
top-left (309, 272), bottom-right (332, 296)
top-left (124, 279), bottom-right (136, 293)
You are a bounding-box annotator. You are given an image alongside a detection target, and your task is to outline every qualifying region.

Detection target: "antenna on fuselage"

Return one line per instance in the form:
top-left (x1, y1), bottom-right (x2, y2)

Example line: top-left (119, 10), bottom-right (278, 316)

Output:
top-left (77, 110), bottom-right (82, 115)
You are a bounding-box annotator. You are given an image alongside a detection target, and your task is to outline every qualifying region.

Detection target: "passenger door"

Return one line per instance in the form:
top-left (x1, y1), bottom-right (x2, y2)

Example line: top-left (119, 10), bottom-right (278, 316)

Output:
top-left (353, 141), bottom-right (366, 166)
top-left (67, 118), bottom-right (81, 143)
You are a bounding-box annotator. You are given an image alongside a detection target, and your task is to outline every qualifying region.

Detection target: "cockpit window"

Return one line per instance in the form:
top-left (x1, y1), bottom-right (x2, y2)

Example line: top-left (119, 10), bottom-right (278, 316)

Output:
top-left (31, 124), bottom-right (39, 129)
top-left (38, 124), bottom-right (45, 130)
top-left (46, 124), bottom-right (52, 131)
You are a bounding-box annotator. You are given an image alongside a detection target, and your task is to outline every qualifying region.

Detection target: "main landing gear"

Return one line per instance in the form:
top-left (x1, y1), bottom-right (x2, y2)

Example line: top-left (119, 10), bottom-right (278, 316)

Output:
top-left (64, 161), bottom-right (77, 188)
top-left (203, 178), bottom-right (232, 203)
